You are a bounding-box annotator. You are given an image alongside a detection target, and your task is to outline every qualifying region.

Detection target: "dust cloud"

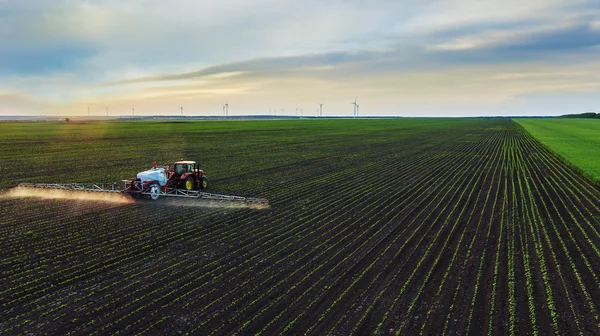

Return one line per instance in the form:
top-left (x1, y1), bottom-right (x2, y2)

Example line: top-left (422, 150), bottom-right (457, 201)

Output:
top-left (160, 198), bottom-right (271, 210)
top-left (2, 187), bottom-right (135, 204)
top-left (2, 187), bottom-right (270, 209)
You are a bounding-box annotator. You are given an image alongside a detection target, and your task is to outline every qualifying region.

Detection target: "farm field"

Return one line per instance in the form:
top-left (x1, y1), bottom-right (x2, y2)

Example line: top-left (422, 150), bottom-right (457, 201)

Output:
top-left (2, 118), bottom-right (600, 334)
top-left (516, 118), bottom-right (600, 182)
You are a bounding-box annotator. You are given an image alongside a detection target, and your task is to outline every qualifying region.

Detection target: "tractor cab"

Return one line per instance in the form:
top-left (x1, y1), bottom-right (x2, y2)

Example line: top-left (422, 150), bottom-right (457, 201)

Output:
top-left (174, 162), bottom-right (194, 175)
top-left (168, 160), bottom-right (207, 190)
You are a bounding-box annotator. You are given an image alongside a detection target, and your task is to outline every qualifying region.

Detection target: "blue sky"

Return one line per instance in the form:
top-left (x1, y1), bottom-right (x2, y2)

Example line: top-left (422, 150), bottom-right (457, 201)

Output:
top-left (0, 0), bottom-right (599, 116)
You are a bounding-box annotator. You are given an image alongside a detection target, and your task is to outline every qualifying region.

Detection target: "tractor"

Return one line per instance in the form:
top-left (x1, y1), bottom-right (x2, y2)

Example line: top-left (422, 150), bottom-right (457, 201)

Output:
top-left (18, 159), bottom-right (268, 204)
top-left (125, 160), bottom-right (208, 199)
top-left (167, 160), bottom-right (208, 191)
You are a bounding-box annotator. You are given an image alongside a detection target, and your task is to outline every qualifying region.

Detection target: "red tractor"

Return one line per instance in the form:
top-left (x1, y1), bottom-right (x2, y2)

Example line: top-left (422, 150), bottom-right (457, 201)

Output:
top-left (19, 159), bottom-right (268, 205)
top-left (167, 160), bottom-right (208, 190)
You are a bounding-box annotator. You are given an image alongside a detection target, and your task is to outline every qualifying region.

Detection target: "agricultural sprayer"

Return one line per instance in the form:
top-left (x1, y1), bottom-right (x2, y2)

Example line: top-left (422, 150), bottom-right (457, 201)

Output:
top-left (17, 160), bottom-right (269, 206)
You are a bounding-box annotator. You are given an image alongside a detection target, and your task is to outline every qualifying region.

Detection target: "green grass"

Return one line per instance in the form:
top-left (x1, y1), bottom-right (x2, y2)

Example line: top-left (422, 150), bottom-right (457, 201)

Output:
top-left (514, 118), bottom-right (600, 182)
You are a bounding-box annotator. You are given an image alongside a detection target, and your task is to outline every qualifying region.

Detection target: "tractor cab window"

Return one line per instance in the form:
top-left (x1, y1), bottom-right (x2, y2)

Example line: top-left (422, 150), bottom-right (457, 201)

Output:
top-left (175, 164), bottom-right (187, 174)
top-left (175, 164), bottom-right (194, 174)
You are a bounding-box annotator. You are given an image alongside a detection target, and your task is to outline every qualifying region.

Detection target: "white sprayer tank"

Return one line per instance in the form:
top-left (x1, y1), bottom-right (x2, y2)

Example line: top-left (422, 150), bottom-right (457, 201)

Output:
top-left (137, 168), bottom-right (167, 186)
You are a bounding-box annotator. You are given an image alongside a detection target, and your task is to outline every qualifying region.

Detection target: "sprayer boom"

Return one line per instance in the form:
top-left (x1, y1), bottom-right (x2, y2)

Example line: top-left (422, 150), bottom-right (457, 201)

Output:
top-left (18, 182), bottom-right (122, 193)
top-left (16, 182), bottom-right (269, 206)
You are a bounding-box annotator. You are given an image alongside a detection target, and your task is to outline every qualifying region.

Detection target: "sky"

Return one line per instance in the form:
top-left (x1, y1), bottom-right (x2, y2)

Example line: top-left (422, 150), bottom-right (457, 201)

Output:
top-left (0, 0), bottom-right (599, 117)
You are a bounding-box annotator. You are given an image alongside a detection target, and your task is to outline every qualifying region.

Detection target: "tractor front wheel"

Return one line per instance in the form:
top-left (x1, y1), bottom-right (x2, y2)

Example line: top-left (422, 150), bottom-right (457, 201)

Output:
top-left (149, 184), bottom-right (160, 200)
top-left (184, 176), bottom-right (195, 191)
top-left (200, 176), bottom-right (207, 189)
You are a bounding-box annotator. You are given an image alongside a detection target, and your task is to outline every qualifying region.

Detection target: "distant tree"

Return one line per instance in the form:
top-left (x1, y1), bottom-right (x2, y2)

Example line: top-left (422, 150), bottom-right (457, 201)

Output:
top-left (559, 112), bottom-right (598, 118)
top-left (65, 118), bottom-right (71, 122)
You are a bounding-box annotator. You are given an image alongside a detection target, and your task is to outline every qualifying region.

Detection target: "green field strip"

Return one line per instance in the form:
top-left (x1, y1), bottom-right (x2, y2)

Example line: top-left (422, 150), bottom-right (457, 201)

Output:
top-left (514, 118), bottom-right (600, 183)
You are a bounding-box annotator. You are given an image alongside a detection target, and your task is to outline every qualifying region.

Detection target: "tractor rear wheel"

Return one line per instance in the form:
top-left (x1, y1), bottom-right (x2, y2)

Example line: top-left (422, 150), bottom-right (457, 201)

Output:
top-left (184, 176), bottom-right (195, 191)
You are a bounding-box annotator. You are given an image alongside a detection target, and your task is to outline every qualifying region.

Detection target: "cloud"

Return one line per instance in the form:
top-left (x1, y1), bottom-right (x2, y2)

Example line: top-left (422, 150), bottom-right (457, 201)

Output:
top-left (0, 92), bottom-right (53, 115)
top-left (495, 23), bottom-right (600, 52)
top-left (1, 0), bottom-right (599, 116)
top-left (396, 0), bottom-right (595, 35)
top-left (0, 1), bottom-right (402, 77)
top-left (420, 21), bottom-right (600, 68)
top-left (108, 50), bottom-right (373, 85)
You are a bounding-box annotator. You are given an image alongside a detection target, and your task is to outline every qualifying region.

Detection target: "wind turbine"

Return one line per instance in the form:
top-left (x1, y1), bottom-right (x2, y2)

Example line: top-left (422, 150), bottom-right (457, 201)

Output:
top-left (223, 101), bottom-right (229, 117)
top-left (180, 105), bottom-right (183, 116)
top-left (318, 103), bottom-right (324, 116)
top-left (351, 98), bottom-right (358, 118)
top-left (356, 104), bottom-right (360, 117)
top-left (132, 107), bottom-right (135, 116)
top-left (300, 108), bottom-right (303, 116)
top-left (87, 106), bottom-right (90, 117)
top-left (106, 107), bottom-right (108, 117)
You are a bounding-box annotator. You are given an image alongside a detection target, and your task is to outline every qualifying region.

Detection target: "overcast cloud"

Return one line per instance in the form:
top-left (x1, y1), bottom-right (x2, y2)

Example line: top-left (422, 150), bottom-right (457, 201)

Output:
top-left (0, 0), bottom-right (599, 116)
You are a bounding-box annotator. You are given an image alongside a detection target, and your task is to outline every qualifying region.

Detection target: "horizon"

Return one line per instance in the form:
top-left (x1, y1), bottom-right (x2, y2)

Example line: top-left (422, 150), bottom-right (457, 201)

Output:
top-left (2, 113), bottom-right (587, 120)
top-left (1, 1), bottom-right (599, 117)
